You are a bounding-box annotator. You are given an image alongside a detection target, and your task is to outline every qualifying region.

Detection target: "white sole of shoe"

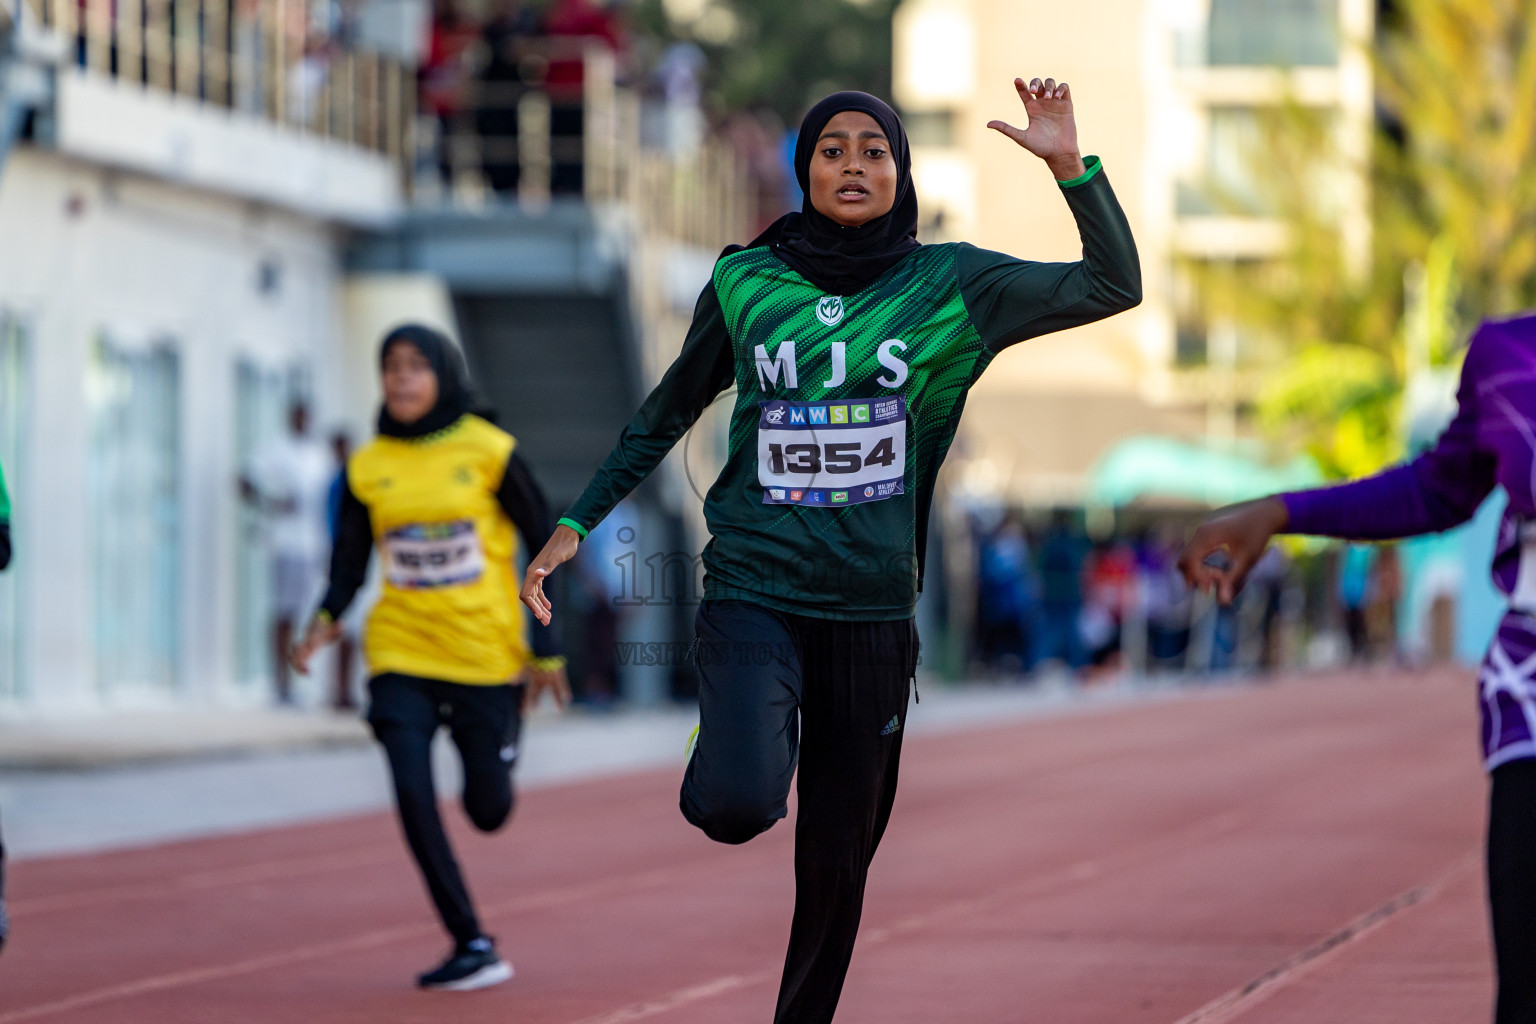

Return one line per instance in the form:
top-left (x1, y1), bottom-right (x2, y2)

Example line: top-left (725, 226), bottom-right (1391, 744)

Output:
top-left (431, 959), bottom-right (514, 992)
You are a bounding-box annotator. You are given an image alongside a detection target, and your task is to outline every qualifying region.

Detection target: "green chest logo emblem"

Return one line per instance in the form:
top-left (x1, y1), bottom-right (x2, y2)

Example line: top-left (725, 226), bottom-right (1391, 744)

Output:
top-left (815, 296), bottom-right (845, 327)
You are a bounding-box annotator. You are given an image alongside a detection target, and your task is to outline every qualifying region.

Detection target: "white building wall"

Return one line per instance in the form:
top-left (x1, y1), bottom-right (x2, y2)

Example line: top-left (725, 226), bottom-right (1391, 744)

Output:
top-left (0, 148), bottom-right (349, 712)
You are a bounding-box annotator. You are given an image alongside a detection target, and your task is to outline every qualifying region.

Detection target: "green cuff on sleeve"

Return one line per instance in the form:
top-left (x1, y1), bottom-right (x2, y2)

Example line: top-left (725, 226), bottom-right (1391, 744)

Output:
top-left (556, 517), bottom-right (590, 540)
top-left (1056, 154), bottom-right (1104, 189)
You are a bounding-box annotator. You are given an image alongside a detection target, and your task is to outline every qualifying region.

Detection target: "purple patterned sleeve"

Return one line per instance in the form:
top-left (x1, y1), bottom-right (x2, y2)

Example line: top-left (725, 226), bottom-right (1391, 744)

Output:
top-left (1280, 334), bottom-right (1498, 540)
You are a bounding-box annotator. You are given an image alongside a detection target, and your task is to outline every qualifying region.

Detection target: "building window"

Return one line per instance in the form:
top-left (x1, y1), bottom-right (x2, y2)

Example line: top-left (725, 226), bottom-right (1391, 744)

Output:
top-left (1209, 0), bottom-right (1339, 66)
top-left (0, 315), bottom-right (27, 701)
top-left (1178, 106), bottom-right (1271, 217)
top-left (1173, 258), bottom-right (1270, 366)
top-left (88, 337), bottom-right (182, 697)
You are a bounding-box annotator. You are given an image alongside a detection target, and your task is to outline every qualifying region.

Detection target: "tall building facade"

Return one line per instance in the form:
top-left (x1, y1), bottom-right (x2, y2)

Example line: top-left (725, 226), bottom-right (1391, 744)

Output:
top-left (892, 0), bottom-right (1373, 506)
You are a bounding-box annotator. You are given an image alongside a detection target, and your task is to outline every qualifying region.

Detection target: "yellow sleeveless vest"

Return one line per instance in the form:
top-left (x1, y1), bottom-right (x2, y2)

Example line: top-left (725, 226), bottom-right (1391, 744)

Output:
top-left (348, 415), bottom-right (531, 684)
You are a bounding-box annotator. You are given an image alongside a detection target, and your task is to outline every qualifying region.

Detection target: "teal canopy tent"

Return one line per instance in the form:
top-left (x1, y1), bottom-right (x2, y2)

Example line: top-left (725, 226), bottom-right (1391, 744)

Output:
top-left (1087, 436), bottom-right (1324, 508)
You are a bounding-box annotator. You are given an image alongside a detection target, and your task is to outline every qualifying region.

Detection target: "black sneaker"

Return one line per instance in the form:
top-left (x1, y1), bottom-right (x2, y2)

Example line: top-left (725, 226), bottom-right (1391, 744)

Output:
top-left (417, 937), bottom-right (513, 991)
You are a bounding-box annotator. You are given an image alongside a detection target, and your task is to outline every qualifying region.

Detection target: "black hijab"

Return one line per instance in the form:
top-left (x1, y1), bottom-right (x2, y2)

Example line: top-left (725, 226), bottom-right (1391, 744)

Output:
top-left (753, 91), bottom-right (921, 296)
top-left (377, 324), bottom-right (480, 439)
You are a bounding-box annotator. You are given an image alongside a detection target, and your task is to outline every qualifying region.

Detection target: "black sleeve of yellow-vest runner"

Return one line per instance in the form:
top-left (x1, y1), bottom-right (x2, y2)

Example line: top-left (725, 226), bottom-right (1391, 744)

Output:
top-left (317, 470), bottom-right (373, 622)
top-left (560, 281), bottom-right (735, 535)
top-left (495, 450), bottom-right (562, 660)
top-left (957, 158), bottom-right (1142, 354)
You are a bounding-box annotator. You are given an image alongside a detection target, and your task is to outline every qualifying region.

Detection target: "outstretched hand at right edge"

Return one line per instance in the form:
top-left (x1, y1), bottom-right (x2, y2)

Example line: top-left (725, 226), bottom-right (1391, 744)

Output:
top-left (521, 524), bottom-right (582, 626)
top-left (1178, 497), bottom-right (1290, 606)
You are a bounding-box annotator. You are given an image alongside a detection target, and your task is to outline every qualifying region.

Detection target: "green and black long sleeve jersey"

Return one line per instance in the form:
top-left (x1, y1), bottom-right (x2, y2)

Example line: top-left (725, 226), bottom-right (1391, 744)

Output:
top-left (561, 158), bottom-right (1141, 621)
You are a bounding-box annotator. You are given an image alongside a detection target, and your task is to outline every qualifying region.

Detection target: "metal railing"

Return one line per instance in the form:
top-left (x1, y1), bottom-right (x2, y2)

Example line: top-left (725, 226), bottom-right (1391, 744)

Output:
top-left (21, 0), bottom-right (414, 164)
top-left (429, 38), bottom-right (751, 254)
top-left (14, 0), bottom-right (754, 253)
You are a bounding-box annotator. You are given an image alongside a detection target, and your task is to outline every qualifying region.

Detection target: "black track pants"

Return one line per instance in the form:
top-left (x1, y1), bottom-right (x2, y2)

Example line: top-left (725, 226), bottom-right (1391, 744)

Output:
top-left (680, 600), bottom-right (917, 1024)
top-left (367, 673), bottom-right (525, 946)
top-left (1490, 758), bottom-right (1536, 1024)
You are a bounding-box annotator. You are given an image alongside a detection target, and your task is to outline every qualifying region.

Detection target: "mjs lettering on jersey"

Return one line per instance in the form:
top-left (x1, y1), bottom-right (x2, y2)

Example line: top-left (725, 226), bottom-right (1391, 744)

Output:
top-left (753, 338), bottom-right (910, 391)
top-left (757, 396), bottom-right (906, 507)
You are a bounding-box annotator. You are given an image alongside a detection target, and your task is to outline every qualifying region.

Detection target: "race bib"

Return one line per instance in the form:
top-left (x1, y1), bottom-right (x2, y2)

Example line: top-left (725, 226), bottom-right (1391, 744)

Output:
top-left (757, 397), bottom-right (906, 507)
top-left (382, 520), bottom-right (486, 589)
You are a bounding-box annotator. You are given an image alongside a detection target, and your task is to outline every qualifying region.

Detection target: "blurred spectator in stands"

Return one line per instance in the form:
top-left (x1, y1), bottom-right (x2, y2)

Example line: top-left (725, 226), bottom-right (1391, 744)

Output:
top-left (655, 41), bottom-right (706, 160)
top-left (544, 0), bottom-right (627, 194)
top-left (234, 0), bottom-right (267, 115)
top-left (289, 30), bottom-right (333, 127)
top-left (422, 0), bottom-right (481, 188)
top-left (1035, 511), bottom-right (1088, 672)
top-left (476, 0), bottom-right (541, 196)
top-left (976, 513), bottom-right (1035, 676)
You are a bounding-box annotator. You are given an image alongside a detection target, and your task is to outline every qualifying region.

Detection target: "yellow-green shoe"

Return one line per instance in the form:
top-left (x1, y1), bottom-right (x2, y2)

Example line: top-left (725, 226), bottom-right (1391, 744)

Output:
top-left (684, 724), bottom-right (700, 766)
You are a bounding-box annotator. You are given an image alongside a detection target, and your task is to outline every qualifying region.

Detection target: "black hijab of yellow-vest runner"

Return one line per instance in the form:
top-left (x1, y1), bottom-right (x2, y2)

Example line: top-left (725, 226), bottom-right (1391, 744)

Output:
top-left (376, 324), bottom-right (477, 440)
top-left (747, 90), bottom-right (921, 297)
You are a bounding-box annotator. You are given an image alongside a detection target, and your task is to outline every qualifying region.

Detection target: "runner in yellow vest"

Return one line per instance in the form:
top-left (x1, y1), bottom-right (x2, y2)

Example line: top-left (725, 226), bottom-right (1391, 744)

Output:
top-left (292, 324), bottom-right (567, 990)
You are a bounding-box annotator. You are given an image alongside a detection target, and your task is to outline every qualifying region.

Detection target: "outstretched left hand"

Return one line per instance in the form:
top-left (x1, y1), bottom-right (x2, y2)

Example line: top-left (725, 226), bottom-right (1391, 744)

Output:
top-left (987, 77), bottom-right (1086, 181)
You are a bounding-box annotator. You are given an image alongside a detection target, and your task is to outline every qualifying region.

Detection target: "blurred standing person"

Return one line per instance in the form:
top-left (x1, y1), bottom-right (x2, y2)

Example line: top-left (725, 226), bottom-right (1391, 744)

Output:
top-left (291, 325), bottom-right (568, 990)
top-left (475, 0), bottom-right (540, 195)
top-left (421, 0), bottom-right (480, 190)
top-left (242, 399), bottom-right (333, 705)
top-left (1080, 538), bottom-right (1134, 677)
top-left (543, 0), bottom-right (626, 195)
top-left (655, 41), bottom-right (706, 160)
top-left (1036, 510), bottom-right (1089, 672)
top-left (1141, 528), bottom-right (1193, 670)
top-left (0, 456), bottom-right (10, 953)
top-left (1338, 542), bottom-right (1375, 663)
top-left (1179, 313), bottom-right (1536, 1024)
top-left (1245, 542), bottom-right (1289, 674)
top-left (1370, 544), bottom-right (1403, 662)
top-left (976, 513), bottom-right (1033, 674)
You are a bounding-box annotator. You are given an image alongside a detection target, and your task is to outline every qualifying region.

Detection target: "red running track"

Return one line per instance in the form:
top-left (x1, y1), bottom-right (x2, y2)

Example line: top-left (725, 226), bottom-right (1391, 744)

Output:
top-left (0, 671), bottom-right (1495, 1024)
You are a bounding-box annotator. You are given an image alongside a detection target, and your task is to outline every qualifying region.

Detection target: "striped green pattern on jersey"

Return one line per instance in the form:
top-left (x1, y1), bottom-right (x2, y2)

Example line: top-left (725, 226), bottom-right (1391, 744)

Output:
top-left (700, 244), bottom-right (991, 619)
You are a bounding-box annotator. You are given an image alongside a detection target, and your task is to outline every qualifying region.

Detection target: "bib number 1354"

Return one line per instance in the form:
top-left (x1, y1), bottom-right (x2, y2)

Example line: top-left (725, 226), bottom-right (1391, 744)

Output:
top-left (757, 396), bottom-right (906, 507)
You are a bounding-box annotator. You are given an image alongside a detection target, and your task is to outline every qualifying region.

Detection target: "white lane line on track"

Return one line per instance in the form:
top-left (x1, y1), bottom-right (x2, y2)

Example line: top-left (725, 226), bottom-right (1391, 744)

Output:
top-left (0, 866), bottom-right (690, 1024)
top-left (1167, 853), bottom-right (1480, 1024)
top-left (565, 973), bottom-right (778, 1024)
top-left (11, 847), bottom-right (402, 919)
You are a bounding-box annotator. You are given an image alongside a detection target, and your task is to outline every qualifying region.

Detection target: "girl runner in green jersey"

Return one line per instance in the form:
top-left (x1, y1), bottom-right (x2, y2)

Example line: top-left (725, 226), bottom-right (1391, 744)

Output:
top-left (523, 79), bottom-right (1141, 1023)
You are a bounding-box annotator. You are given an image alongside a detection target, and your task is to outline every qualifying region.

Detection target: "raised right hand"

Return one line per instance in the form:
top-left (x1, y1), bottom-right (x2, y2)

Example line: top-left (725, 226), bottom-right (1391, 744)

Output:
top-left (1178, 497), bottom-right (1290, 606)
top-left (520, 524), bottom-right (582, 626)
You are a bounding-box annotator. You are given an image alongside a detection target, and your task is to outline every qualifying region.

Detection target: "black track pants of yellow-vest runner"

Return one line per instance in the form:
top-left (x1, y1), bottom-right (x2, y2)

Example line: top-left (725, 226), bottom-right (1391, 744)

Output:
top-left (367, 674), bottom-right (526, 946)
top-left (681, 600), bottom-right (918, 1024)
